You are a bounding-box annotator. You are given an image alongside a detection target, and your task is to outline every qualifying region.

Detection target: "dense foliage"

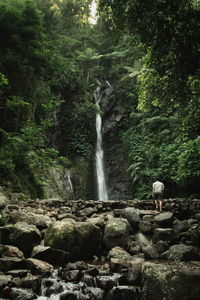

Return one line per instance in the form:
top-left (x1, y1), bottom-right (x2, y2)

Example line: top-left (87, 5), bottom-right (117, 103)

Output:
top-left (0, 0), bottom-right (199, 199)
top-left (99, 0), bottom-right (200, 198)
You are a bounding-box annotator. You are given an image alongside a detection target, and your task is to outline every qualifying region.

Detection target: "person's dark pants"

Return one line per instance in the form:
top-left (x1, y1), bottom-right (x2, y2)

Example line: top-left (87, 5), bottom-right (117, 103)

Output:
top-left (153, 192), bottom-right (163, 200)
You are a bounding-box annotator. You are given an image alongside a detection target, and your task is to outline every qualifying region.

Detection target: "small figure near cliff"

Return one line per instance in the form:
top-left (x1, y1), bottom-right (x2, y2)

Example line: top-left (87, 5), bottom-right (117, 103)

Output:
top-left (152, 179), bottom-right (164, 212)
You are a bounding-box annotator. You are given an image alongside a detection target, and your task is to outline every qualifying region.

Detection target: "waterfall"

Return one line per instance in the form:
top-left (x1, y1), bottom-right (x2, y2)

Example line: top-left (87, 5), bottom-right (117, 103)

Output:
top-left (95, 83), bottom-right (108, 201)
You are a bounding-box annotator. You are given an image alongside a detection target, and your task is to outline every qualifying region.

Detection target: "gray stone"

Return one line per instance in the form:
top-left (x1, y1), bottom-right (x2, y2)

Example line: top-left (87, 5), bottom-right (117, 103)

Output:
top-left (103, 218), bottom-right (131, 250)
top-left (0, 275), bottom-right (12, 289)
top-left (152, 228), bottom-right (175, 244)
top-left (138, 221), bottom-right (152, 234)
top-left (141, 262), bottom-right (200, 300)
top-left (154, 212), bottom-right (173, 226)
top-left (96, 274), bottom-right (124, 291)
top-left (142, 215), bottom-right (155, 222)
top-left (31, 245), bottom-right (70, 266)
top-left (5, 222), bottom-right (41, 257)
top-left (26, 258), bottom-right (53, 275)
top-left (107, 246), bottom-right (132, 261)
top-left (154, 240), bottom-right (169, 254)
top-left (142, 245), bottom-right (159, 259)
top-left (0, 257), bottom-right (26, 272)
top-left (173, 220), bottom-right (189, 232)
top-left (10, 211), bottom-right (52, 229)
top-left (167, 244), bottom-right (200, 261)
top-left (9, 287), bottom-right (37, 300)
top-left (120, 207), bottom-right (140, 231)
top-left (44, 219), bottom-right (102, 260)
top-left (2, 245), bottom-right (24, 259)
top-left (106, 285), bottom-right (140, 300)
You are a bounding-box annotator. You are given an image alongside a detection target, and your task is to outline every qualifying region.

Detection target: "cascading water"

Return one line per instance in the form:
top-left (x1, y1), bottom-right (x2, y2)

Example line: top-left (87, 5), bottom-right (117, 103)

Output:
top-left (95, 83), bottom-right (108, 201)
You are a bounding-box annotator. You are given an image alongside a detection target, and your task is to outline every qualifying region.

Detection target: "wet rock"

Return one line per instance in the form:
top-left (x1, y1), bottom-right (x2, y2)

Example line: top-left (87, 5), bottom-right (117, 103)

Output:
top-left (26, 258), bottom-right (53, 275)
top-left (57, 213), bottom-right (79, 221)
top-left (154, 212), bottom-right (173, 227)
top-left (0, 275), bottom-right (12, 290)
top-left (96, 274), bottom-right (125, 291)
top-left (79, 207), bottom-right (95, 217)
top-left (9, 211), bottom-right (52, 230)
top-left (85, 286), bottom-right (105, 300)
top-left (31, 245), bottom-right (70, 266)
top-left (152, 228), bottom-right (176, 244)
top-left (138, 221), bottom-right (152, 234)
top-left (141, 262), bottom-right (200, 300)
top-left (44, 219), bottom-right (102, 260)
top-left (20, 274), bottom-right (42, 293)
top-left (129, 244), bottom-right (141, 255)
top-left (6, 269), bottom-right (29, 278)
top-left (120, 208), bottom-right (140, 231)
top-left (142, 245), bottom-right (159, 259)
top-left (109, 258), bottom-right (133, 273)
top-left (9, 287), bottom-right (37, 300)
top-left (173, 220), bottom-right (189, 232)
top-left (0, 257), bottom-right (26, 272)
top-left (106, 285), bottom-right (140, 300)
top-left (142, 215), bottom-right (155, 222)
top-left (103, 218), bottom-right (131, 250)
top-left (123, 263), bottom-right (142, 285)
top-left (61, 269), bottom-right (83, 282)
top-left (167, 244), bottom-right (200, 261)
top-left (88, 217), bottom-right (105, 229)
top-left (154, 240), bottom-right (169, 255)
top-left (2, 245), bottom-right (24, 259)
top-left (107, 246), bottom-right (132, 261)
top-left (5, 222), bottom-right (41, 257)
top-left (81, 274), bottom-right (96, 287)
top-left (65, 261), bottom-right (88, 271)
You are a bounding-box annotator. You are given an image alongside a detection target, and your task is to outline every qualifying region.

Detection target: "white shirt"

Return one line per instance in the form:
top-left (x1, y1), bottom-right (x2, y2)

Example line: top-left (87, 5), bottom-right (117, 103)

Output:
top-left (153, 181), bottom-right (164, 193)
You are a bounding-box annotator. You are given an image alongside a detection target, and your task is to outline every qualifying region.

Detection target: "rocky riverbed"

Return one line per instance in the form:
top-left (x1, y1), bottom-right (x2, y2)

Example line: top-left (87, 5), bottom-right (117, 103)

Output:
top-left (0, 193), bottom-right (200, 299)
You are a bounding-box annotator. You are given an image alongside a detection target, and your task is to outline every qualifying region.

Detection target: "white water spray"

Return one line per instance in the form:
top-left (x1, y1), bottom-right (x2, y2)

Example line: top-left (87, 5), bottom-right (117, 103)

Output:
top-left (95, 84), bottom-right (108, 201)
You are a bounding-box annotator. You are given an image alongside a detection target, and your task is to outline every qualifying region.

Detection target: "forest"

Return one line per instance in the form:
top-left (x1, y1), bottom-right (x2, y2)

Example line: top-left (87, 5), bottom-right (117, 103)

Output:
top-left (0, 0), bottom-right (199, 200)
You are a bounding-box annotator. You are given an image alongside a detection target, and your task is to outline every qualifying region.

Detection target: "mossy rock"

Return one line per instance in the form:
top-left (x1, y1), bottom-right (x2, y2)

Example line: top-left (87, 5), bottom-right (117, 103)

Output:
top-left (44, 219), bottom-right (102, 260)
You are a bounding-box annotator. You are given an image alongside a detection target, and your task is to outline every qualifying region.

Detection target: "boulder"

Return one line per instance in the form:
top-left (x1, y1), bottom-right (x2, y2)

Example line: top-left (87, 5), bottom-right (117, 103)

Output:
top-left (2, 245), bottom-right (24, 259)
top-left (0, 275), bottom-right (12, 290)
top-left (0, 257), bottom-right (26, 272)
top-left (10, 211), bottom-right (52, 229)
top-left (152, 228), bottom-right (175, 244)
top-left (103, 218), bottom-right (131, 250)
top-left (5, 222), bottom-right (41, 257)
top-left (141, 262), bottom-right (200, 300)
top-left (31, 245), bottom-right (70, 266)
top-left (154, 212), bottom-right (173, 227)
top-left (167, 244), bottom-right (200, 261)
top-left (107, 246), bottom-right (132, 261)
top-left (9, 287), bottom-right (37, 300)
top-left (138, 221), bottom-right (152, 234)
top-left (106, 285), bottom-right (141, 300)
top-left (142, 245), bottom-right (159, 259)
top-left (26, 258), bottom-right (53, 275)
top-left (96, 274), bottom-right (124, 291)
top-left (44, 219), bottom-right (102, 259)
top-left (173, 220), bottom-right (189, 232)
top-left (120, 207), bottom-right (140, 231)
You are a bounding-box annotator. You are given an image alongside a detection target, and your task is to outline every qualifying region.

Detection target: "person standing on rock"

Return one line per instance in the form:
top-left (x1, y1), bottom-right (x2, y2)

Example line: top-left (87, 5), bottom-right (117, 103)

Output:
top-left (152, 179), bottom-right (164, 212)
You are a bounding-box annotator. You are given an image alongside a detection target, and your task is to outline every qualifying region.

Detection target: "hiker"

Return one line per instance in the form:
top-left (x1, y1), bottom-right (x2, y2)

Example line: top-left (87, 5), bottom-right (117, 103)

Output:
top-left (152, 179), bottom-right (164, 212)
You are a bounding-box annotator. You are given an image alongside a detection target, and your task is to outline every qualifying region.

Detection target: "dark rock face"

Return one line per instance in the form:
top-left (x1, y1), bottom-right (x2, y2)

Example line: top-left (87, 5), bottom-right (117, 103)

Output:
top-left (95, 83), bottom-right (132, 201)
top-left (104, 131), bottom-right (132, 201)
